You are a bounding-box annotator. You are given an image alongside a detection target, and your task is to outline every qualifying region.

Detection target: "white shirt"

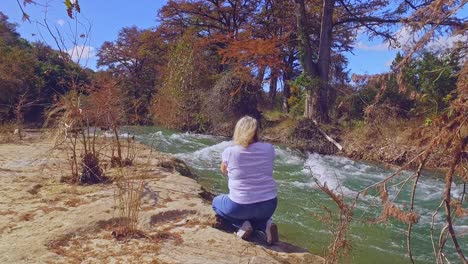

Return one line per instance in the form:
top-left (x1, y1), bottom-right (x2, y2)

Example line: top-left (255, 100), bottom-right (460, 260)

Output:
top-left (221, 142), bottom-right (277, 204)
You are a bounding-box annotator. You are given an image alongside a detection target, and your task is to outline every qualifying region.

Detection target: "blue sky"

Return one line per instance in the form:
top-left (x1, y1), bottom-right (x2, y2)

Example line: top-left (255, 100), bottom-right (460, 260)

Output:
top-left (2, 0), bottom-right (166, 69)
top-left (1, 0), bottom-right (466, 75)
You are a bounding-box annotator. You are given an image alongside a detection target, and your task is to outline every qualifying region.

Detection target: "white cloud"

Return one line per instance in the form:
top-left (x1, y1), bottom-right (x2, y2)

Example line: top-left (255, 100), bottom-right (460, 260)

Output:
top-left (354, 26), bottom-right (465, 53)
top-left (354, 42), bottom-right (389, 51)
top-left (56, 19), bottom-right (65, 26)
top-left (67, 45), bottom-right (95, 61)
top-left (395, 26), bottom-right (467, 53)
top-left (353, 26), bottom-right (414, 51)
top-left (394, 26), bottom-right (417, 49)
top-left (426, 34), bottom-right (467, 51)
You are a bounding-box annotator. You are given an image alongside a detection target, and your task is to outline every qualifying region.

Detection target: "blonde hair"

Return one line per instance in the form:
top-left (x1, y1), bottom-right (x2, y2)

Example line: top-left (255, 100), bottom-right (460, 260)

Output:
top-left (233, 116), bottom-right (259, 147)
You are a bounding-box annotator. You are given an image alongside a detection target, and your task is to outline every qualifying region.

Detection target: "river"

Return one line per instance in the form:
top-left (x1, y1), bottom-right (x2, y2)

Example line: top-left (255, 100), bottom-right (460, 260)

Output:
top-left (123, 126), bottom-right (466, 264)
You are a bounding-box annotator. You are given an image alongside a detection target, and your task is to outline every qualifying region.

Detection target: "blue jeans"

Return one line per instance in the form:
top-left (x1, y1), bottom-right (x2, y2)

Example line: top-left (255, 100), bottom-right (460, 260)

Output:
top-left (212, 194), bottom-right (277, 232)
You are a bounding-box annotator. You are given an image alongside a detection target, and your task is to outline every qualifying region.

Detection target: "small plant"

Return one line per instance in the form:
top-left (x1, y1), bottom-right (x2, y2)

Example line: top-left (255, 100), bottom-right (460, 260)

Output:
top-left (112, 165), bottom-right (146, 239)
top-left (13, 93), bottom-right (38, 140)
top-left (45, 88), bottom-right (111, 185)
top-left (85, 75), bottom-right (127, 168)
top-left (81, 152), bottom-right (106, 184)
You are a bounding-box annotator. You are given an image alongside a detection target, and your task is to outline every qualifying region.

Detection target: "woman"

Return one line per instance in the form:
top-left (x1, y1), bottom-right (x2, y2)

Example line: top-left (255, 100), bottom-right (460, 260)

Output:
top-left (212, 116), bottom-right (279, 244)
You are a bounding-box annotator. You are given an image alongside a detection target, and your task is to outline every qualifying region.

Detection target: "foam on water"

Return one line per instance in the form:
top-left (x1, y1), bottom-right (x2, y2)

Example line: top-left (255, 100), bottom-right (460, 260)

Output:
top-left (274, 147), bottom-right (304, 165)
top-left (302, 153), bottom-right (355, 195)
top-left (168, 133), bottom-right (207, 148)
top-left (146, 131), bottom-right (171, 144)
top-left (299, 152), bottom-right (468, 229)
top-left (176, 140), bottom-right (233, 170)
top-left (102, 131), bottom-right (132, 138)
top-left (148, 131), bottom-right (163, 137)
top-left (287, 181), bottom-right (312, 189)
top-left (138, 130), bottom-right (221, 153)
top-left (191, 140), bottom-right (232, 160)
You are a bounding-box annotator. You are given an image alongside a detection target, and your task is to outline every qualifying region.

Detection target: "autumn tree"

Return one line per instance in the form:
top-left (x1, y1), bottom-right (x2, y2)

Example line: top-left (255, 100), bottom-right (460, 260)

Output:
top-left (0, 13), bottom-right (82, 124)
top-left (294, 0), bottom-right (465, 122)
top-left (151, 32), bottom-right (215, 131)
top-left (159, 0), bottom-right (262, 36)
top-left (0, 12), bottom-right (20, 44)
top-left (97, 26), bottom-right (166, 124)
top-left (156, 2), bottom-right (297, 128)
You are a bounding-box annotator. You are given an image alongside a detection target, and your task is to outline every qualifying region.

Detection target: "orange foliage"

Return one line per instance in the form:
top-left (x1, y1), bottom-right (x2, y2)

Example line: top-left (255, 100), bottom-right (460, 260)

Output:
top-left (217, 36), bottom-right (284, 70)
top-left (85, 74), bottom-right (125, 128)
top-left (376, 184), bottom-right (420, 224)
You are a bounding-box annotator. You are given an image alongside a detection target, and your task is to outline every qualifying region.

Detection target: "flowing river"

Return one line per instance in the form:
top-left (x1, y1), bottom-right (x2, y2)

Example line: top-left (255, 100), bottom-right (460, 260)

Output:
top-left (124, 126), bottom-right (466, 264)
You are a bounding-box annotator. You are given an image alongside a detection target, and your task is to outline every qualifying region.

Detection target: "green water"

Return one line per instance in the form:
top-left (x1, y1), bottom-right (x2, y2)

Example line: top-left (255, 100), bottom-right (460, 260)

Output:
top-left (124, 126), bottom-right (467, 263)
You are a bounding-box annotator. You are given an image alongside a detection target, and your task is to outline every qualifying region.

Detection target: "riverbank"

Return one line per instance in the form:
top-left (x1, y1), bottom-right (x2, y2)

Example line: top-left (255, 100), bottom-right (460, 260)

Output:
top-left (258, 114), bottom-right (453, 171)
top-left (0, 131), bottom-right (323, 264)
top-left (116, 125), bottom-right (465, 264)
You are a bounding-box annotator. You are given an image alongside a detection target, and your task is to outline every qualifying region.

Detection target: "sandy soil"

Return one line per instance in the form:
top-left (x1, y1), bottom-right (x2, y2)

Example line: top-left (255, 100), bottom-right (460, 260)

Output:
top-left (0, 132), bottom-right (324, 264)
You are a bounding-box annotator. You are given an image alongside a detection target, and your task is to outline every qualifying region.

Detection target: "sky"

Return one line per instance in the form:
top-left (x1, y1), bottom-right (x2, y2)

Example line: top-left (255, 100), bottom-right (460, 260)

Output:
top-left (1, 0), bottom-right (466, 75)
top-left (1, 0), bottom-right (166, 70)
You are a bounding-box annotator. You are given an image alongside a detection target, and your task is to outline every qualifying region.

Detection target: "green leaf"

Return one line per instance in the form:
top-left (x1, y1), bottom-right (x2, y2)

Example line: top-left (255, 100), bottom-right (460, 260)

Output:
top-left (424, 117), bottom-right (432, 126)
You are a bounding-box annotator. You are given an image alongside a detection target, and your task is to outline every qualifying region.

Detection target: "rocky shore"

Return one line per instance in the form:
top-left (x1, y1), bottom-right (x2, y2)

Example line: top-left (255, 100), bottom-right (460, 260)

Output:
top-left (0, 131), bottom-right (324, 264)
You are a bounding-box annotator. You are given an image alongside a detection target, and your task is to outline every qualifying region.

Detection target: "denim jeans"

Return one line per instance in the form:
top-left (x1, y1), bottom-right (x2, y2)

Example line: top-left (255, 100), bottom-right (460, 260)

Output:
top-left (212, 194), bottom-right (277, 232)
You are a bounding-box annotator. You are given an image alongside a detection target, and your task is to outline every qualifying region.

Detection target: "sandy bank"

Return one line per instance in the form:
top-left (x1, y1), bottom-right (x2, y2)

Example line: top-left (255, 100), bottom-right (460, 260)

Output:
top-left (0, 132), bottom-right (324, 264)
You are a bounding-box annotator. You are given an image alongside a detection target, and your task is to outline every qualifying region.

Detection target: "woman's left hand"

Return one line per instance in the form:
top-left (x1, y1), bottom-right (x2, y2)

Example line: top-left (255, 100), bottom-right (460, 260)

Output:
top-left (220, 162), bottom-right (228, 177)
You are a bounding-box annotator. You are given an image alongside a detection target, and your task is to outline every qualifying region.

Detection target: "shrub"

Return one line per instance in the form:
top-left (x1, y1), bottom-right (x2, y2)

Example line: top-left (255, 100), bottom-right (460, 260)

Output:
top-left (151, 32), bottom-right (214, 132)
top-left (204, 70), bottom-right (261, 132)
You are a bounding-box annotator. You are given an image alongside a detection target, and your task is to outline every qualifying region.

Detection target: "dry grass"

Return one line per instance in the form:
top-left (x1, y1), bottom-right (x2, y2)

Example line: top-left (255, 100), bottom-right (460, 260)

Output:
top-left (112, 165), bottom-right (148, 239)
top-left (45, 219), bottom-right (176, 263)
top-left (0, 224), bottom-right (17, 235)
top-left (0, 123), bottom-right (16, 143)
top-left (262, 110), bottom-right (289, 122)
top-left (151, 230), bottom-right (184, 246)
top-left (19, 212), bottom-right (35, 221)
top-left (0, 210), bottom-right (17, 216)
top-left (341, 116), bottom-right (456, 169)
top-left (261, 117), bottom-right (297, 142)
top-left (64, 198), bottom-right (83, 208)
top-left (308, 171), bottom-right (353, 264)
top-left (38, 206), bottom-right (68, 214)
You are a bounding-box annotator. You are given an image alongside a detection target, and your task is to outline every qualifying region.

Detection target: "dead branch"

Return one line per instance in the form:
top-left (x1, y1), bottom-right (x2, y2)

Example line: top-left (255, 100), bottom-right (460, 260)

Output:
top-left (308, 170), bottom-right (353, 264)
top-left (407, 160), bottom-right (426, 263)
top-left (311, 119), bottom-right (343, 151)
top-left (442, 136), bottom-right (467, 262)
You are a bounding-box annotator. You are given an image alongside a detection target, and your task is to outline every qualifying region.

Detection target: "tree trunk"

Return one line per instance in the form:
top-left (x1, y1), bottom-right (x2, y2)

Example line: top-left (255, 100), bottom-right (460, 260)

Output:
top-left (282, 50), bottom-right (296, 113)
top-left (294, 0), bottom-right (315, 76)
top-left (294, 0), bottom-right (320, 119)
top-left (256, 66), bottom-right (266, 87)
top-left (283, 73), bottom-right (291, 113)
top-left (294, 0), bottom-right (334, 122)
top-left (317, 0), bottom-right (334, 122)
top-left (269, 69), bottom-right (278, 106)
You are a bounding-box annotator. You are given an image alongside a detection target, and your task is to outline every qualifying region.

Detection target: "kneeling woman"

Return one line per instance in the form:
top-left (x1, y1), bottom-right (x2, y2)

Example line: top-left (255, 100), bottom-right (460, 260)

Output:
top-left (212, 116), bottom-right (278, 244)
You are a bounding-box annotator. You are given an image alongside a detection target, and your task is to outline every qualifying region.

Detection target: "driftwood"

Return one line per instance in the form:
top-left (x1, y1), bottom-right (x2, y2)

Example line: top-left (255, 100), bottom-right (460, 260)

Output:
top-left (312, 119), bottom-right (343, 151)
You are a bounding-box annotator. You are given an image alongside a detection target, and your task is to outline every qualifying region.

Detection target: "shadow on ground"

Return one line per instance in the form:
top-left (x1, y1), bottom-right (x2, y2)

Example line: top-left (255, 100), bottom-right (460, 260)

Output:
top-left (213, 219), bottom-right (308, 254)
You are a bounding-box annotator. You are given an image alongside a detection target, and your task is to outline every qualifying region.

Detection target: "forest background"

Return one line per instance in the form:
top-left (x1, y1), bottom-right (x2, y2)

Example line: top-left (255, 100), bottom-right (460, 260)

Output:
top-left (1, 0), bottom-right (466, 168)
top-left (0, 0), bottom-right (467, 263)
